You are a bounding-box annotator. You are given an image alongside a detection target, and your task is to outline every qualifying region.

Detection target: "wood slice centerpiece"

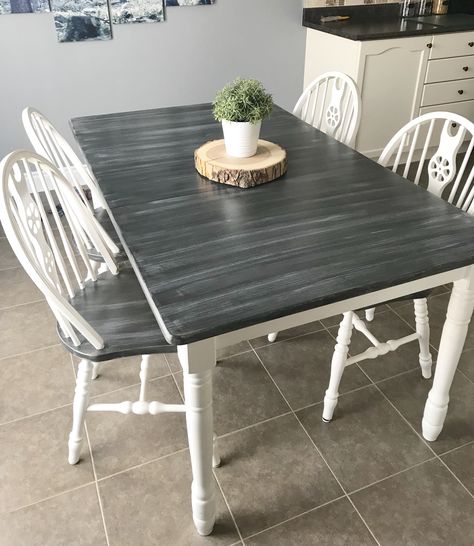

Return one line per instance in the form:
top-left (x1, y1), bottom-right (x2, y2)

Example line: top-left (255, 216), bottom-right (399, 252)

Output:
top-left (194, 139), bottom-right (287, 189)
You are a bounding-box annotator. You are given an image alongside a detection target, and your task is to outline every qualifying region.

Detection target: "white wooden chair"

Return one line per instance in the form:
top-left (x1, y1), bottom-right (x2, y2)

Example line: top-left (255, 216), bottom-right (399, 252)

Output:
top-left (293, 71), bottom-right (361, 147)
top-left (322, 112), bottom-right (474, 422)
top-left (22, 107), bottom-right (122, 264)
top-left (0, 150), bottom-right (219, 471)
top-left (267, 72), bottom-right (361, 344)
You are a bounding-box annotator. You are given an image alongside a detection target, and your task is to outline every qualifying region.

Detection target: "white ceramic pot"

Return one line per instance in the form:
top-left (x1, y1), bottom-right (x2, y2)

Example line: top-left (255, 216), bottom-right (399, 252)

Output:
top-left (222, 120), bottom-right (262, 158)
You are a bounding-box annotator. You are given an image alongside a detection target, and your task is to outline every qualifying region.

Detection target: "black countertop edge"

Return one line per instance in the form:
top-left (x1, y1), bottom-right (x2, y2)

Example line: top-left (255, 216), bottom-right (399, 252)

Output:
top-left (303, 6), bottom-right (474, 41)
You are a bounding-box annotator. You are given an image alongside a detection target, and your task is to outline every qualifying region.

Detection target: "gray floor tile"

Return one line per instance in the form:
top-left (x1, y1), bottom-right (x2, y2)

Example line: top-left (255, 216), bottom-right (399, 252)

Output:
top-left (378, 368), bottom-right (474, 454)
top-left (0, 301), bottom-right (58, 360)
top-left (0, 406), bottom-right (94, 513)
top-left (175, 352), bottom-right (289, 436)
top-left (215, 413), bottom-right (342, 538)
top-left (0, 484), bottom-right (106, 546)
top-left (321, 306), bottom-right (389, 328)
top-left (0, 345), bottom-right (75, 424)
top-left (396, 293), bottom-right (474, 351)
top-left (297, 385), bottom-right (432, 492)
top-left (74, 353), bottom-right (171, 397)
top-left (246, 497), bottom-right (376, 546)
top-left (255, 329), bottom-right (370, 411)
top-left (348, 309), bottom-right (426, 383)
top-left (458, 348), bottom-right (474, 382)
top-left (0, 267), bottom-right (43, 310)
top-left (441, 443), bottom-right (474, 494)
top-left (99, 449), bottom-right (239, 546)
top-left (351, 459), bottom-right (474, 546)
top-left (86, 375), bottom-right (188, 479)
top-left (0, 238), bottom-right (19, 271)
top-left (250, 320), bottom-right (325, 349)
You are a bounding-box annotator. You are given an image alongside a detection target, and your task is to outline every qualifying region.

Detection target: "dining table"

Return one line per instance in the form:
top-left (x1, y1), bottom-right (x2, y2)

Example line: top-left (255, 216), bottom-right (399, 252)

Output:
top-left (71, 103), bottom-right (474, 536)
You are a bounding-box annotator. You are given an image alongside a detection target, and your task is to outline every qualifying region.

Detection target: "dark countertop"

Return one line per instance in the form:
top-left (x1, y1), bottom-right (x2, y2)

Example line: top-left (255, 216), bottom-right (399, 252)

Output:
top-left (303, 5), bottom-right (474, 41)
top-left (71, 105), bottom-right (474, 345)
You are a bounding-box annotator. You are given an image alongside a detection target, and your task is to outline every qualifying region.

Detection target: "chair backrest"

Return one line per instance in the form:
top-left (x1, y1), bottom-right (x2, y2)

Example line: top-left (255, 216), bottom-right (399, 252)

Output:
top-left (293, 71), bottom-right (361, 147)
top-left (379, 112), bottom-right (474, 213)
top-left (22, 107), bottom-right (106, 210)
top-left (0, 151), bottom-right (119, 350)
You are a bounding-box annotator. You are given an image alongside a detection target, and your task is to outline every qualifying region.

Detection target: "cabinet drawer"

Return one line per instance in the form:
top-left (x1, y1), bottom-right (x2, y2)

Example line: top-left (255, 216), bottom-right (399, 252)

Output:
top-left (421, 79), bottom-right (474, 106)
top-left (430, 32), bottom-right (474, 59)
top-left (426, 56), bottom-right (474, 83)
top-left (420, 99), bottom-right (474, 124)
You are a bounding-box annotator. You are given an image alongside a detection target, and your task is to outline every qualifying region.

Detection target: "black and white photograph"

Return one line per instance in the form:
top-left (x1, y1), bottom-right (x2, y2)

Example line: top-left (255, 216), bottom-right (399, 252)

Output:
top-left (110, 0), bottom-right (164, 24)
top-left (50, 0), bottom-right (112, 42)
top-left (165, 0), bottom-right (214, 6)
top-left (0, 0), bottom-right (49, 14)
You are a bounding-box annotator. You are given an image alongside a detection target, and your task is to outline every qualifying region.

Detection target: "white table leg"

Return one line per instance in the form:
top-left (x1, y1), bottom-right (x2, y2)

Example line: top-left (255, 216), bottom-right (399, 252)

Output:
top-left (422, 267), bottom-right (474, 441)
top-left (178, 341), bottom-right (216, 536)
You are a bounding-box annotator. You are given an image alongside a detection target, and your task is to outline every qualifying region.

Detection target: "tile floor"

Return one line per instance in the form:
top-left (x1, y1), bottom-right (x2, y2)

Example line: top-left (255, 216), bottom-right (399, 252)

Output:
top-left (1, 237), bottom-right (473, 545)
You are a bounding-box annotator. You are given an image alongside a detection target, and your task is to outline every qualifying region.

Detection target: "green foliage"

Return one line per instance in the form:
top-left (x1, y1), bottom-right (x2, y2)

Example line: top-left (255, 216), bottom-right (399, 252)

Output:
top-left (213, 78), bottom-right (273, 124)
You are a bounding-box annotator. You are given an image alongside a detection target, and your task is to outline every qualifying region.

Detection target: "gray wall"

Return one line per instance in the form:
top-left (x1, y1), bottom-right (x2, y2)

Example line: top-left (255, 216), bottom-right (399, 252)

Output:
top-left (0, 1), bottom-right (306, 157)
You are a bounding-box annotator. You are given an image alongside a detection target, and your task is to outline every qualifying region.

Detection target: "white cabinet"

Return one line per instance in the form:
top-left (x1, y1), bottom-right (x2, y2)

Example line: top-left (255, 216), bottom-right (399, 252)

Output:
top-left (304, 29), bottom-right (474, 158)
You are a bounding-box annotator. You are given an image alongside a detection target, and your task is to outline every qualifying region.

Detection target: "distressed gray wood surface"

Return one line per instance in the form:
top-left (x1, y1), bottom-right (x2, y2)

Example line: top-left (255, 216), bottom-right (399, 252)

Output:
top-left (72, 104), bottom-right (474, 346)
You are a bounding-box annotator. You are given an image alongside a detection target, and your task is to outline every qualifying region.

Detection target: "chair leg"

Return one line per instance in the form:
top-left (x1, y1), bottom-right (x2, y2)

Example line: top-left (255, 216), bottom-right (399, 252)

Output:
top-left (212, 432), bottom-right (221, 468)
top-left (365, 308), bottom-right (375, 322)
top-left (68, 359), bottom-right (93, 465)
top-left (91, 362), bottom-right (101, 380)
top-left (322, 312), bottom-right (354, 422)
top-left (139, 354), bottom-right (150, 401)
top-left (414, 298), bottom-right (433, 379)
top-left (268, 332), bottom-right (278, 343)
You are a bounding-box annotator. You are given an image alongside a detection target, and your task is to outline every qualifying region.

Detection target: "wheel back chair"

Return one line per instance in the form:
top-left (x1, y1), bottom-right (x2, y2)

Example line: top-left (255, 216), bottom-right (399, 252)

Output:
top-left (270, 112), bottom-right (474, 423)
top-left (22, 107), bottom-right (124, 265)
top-left (0, 151), bottom-right (220, 476)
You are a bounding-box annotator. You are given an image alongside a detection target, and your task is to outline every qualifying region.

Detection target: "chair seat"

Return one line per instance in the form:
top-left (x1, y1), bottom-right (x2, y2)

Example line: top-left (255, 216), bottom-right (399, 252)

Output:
top-left (88, 207), bottom-right (127, 262)
top-left (58, 262), bottom-right (175, 362)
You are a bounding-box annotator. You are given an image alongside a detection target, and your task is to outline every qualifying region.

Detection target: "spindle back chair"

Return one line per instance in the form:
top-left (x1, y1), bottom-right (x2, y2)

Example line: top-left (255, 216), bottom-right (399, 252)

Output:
top-left (293, 71), bottom-right (361, 147)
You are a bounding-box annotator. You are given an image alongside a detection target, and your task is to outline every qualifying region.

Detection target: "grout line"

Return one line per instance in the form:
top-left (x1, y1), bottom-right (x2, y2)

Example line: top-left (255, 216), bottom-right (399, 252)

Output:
top-left (251, 347), bottom-right (382, 546)
top-left (213, 472), bottom-right (245, 544)
top-left (87, 373), bottom-right (174, 401)
top-left (0, 342), bottom-right (62, 362)
top-left (438, 439), bottom-right (474, 458)
top-left (0, 297), bottom-right (46, 312)
top-left (241, 494), bottom-right (347, 542)
top-left (2, 481), bottom-right (96, 515)
top-left (248, 324), bottom-right (327, 350)
top-left (0, 401), bottom-right (72, 428)
top-left (216, 410), bottom-right (294, 441)
top-left (457, 367), bottom-right (474, 384)
top-left (96, 447), bottom-right (191, 484)
top-left (347, 456), bottom-right (437, 496)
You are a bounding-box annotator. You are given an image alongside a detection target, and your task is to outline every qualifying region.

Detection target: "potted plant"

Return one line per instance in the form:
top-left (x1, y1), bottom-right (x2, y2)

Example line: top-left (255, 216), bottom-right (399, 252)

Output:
top-left (213, 78), bottom-right (273, 158)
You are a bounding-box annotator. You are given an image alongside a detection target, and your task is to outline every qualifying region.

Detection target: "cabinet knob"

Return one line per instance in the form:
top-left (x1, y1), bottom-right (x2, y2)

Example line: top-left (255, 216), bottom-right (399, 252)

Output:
top-left (469, 42), bottom-right (474, 47)
top-left (427, 43), bottom-right (433, 48)
top-left (458, 90), bottom-right (464, 95)
top-left (463, 66), bottom-right (469, 72)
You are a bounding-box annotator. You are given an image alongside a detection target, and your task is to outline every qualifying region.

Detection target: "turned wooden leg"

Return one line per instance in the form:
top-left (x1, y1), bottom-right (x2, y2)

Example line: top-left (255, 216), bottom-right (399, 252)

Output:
top-left (365, 308), bottom-right (375, 322)
top-left (414, 298), bottom-right (432, 379)
top-left (212, 432), bottom-right (221, 468)
top-left (179, 341), bottom-right (216, 536)
top-left (91, 362), bottom-right (101, 380)
top-left (139, 354), bottom-right (150, 401)
top-left (68, 358), bottom-right (93, 465)
top-left (323, 312), bottom-right (354, 422)
top-left (422, 271), bottom-right (474, 441)
top-left (268, 332), bottom-right (278, 343)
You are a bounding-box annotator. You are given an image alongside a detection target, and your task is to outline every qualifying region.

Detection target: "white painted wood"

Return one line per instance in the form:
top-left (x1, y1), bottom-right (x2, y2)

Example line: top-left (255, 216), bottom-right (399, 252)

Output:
top-left (91, 362), bottom-right (101, 380)
top-left (425, 56), bottom-right (474, 83)
top-left (0, 151), bottom-right (120, 350)
top-left (422, 78), bottom-right (474, 107)
top-left (423, 266), bottom-right (474, 441)
top-left (212, 432), bottom-right (220, 469)
top-left (414, 298), bottom-right (433, 379)
top-left (293, 71), bottom-right (361, 147)
top-left (365, 308), bottom-right (375, 322)
top-left (87, 401), bottom-right (186, 415)
top-left (322, 312), bottom-right (353, 423)
top-left (267, 332), bottom-right (278, 343)
top-left (180, 341), bottom-right (216, 536)
top-left (139, 354), bottom-right (150, 402)
top-left (22, 107), bottom-right (106, 210)
top-left (430, 31), bottom-right (474, 60)
top-left (68, 358), bottom-right (93, 465)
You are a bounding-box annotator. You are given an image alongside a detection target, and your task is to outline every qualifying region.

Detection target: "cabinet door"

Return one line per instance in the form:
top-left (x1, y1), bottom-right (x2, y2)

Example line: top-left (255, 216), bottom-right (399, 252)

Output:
top-left (356, 36), bottom-right (431, 158)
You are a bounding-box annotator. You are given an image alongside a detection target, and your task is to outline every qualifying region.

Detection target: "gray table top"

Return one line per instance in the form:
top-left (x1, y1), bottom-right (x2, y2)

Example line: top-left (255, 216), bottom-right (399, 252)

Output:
top-left (71, 104), bottom-right (474, 345)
